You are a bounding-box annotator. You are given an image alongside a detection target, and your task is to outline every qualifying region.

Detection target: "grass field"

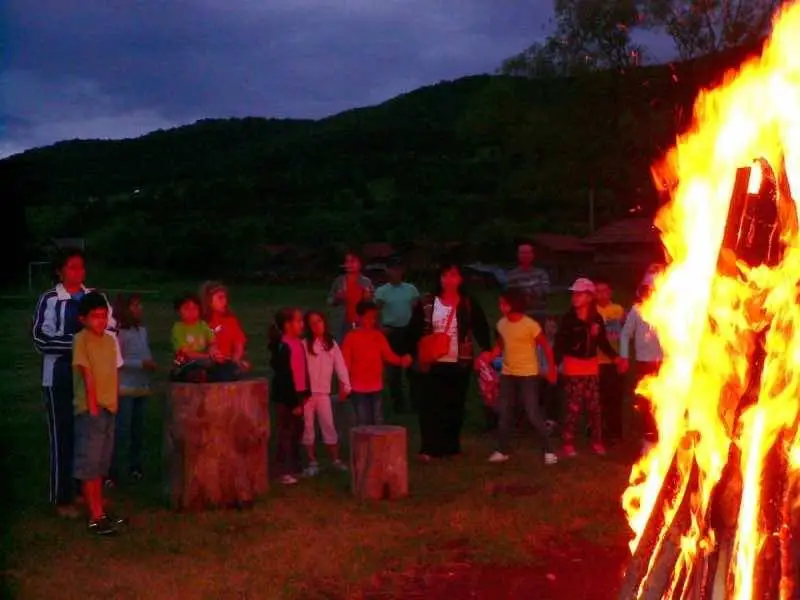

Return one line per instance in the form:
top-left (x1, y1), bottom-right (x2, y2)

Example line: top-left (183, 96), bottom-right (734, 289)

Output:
top-left (1, 274), bottom-right (638, 599)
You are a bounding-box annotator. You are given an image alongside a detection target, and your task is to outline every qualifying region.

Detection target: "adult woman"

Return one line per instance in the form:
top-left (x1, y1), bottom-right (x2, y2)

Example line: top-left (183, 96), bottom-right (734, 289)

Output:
top-left (326, 251), bottom-right (374, 342)
top-left (32, 248), bottom-right (116, 517)
top-left (408, 262), bottom-right (491, 460)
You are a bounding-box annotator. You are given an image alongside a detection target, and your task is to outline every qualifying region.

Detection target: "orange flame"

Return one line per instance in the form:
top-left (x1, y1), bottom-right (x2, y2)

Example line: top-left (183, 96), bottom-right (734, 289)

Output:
top-left (623, 3), bottom-right (800, 598)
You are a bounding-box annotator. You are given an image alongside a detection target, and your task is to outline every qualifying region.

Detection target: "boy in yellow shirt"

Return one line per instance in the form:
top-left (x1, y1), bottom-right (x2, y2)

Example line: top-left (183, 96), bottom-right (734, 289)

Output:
top-left (480, 289), bottom-right (557, 466)
top-left (72, 292), bottom-right (125, 535)
top-left (595, 279), bottom-right (625, 445)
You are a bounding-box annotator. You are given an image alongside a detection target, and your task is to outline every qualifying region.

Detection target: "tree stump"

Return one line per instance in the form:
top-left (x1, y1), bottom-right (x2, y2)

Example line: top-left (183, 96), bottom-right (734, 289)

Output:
top-left (350, 425), bottom-right (408, 501)
top-left (165, 379), bottom-right (269, 510)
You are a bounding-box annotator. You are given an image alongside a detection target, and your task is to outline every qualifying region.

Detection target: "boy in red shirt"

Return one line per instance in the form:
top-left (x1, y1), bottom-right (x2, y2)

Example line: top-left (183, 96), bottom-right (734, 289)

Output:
top-left (342, 300), bottom-right (412, 425)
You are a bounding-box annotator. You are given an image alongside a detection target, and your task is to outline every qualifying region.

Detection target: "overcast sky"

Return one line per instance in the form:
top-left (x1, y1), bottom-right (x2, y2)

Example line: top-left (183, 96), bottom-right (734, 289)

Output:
top-left (0, 0), bottom-right (673, 158)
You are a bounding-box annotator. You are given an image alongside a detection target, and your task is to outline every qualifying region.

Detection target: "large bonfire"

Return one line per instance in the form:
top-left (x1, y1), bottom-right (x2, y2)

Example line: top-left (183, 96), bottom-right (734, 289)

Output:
top-left (618, 3), bottom-right (800, 600)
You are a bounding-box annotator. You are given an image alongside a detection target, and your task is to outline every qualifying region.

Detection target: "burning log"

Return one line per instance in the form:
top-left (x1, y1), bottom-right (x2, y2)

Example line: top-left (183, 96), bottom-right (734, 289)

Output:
top-left (619, 158), bottom-right (797, 600)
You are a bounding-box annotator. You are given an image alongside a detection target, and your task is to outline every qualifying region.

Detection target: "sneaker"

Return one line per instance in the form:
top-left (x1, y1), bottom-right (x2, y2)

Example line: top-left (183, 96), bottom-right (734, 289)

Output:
top-left (302, 463), bottom-right (320, 478)
top-left (88, 516), bottom-right (117, 536)
top-left (544, 452), bottom-right (558, 466)
top-left (104, 513), bottom-right (128, 529)
top-left (562, 444), bottom-right (578, 458)
top-left (488, 451), bottom-right (510, 463)
top-left (331, 460), bottom-right (348, 472)
top-left (592, 443), bottom-right (607, 456)
top-left (280, 474), bottom-right (299, 485)
top-left (103, 478), bottom-right (116, 490)
top-left (130, 469), bottom-right (144, 482)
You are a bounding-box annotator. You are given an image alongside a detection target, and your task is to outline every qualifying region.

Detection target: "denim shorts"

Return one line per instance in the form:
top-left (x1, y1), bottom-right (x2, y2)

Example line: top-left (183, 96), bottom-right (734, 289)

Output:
top-left (74, 409), bottom-right (115, 481)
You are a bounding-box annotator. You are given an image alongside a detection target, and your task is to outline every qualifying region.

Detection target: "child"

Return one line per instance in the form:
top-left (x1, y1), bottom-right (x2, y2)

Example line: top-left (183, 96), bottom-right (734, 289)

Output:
top-left (201, 281), bottom-right (250, 381)
top-left (72, 292), bottom-right (126, 535)
top-left (109, 293), bottom-right (156, 486)
top-left (554, 278), bottom-right (621, 458)
top-left (269, 307), bottom-right (309, 485)
top-left (170, 292), bottom-right (215, 382)
top-left (594, 278), bottom-right (626, 445)
top-left (302, 310), bottom-right (351, 476)
top-left (341, 300), bottom-right (412, 426)
top-left (538, 316), bottom-right (560, 431)
top-left (480, 288), bottom-right (558, 466)
top-left (619, 273), bottom-right (663, 454)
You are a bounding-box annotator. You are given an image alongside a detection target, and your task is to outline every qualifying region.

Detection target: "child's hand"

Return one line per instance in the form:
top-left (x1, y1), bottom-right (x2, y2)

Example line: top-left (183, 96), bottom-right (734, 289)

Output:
top-left (401, 355), bottom-right (413, 368)
top-left (339, 388), bottom-right (351, 401)
top-left (142, 359), bottom-right (157, 371)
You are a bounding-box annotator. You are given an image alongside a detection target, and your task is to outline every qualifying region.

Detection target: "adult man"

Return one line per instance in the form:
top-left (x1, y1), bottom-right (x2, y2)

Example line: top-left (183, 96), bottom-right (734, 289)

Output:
top-left (374, 259), bottom-right (419, 413)
top-left (505, 240), bottom-right (551, 325)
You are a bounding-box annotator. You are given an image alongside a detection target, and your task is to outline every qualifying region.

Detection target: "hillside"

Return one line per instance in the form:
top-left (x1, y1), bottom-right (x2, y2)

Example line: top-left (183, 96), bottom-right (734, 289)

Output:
top-left (1, 41), bottom-right (766, 279)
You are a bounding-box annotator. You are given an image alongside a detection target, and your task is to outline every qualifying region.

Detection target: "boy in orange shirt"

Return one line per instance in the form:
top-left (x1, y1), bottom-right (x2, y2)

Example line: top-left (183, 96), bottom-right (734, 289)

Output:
top-left (342, 300), bottom-right (412, 425)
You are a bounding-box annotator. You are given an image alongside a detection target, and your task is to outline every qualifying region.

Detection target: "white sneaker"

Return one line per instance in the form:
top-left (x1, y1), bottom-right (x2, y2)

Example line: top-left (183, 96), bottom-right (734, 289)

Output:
top-left (488, 451), bottom-right (510, 463)
top-left (302, 463), bottom-right (320, 478)
top-left (544, 452), bottom-right (558, 466)
top-left (331, 460), bottom-right (348, 472)
top-left (280, 474), bottom-right (299, 485)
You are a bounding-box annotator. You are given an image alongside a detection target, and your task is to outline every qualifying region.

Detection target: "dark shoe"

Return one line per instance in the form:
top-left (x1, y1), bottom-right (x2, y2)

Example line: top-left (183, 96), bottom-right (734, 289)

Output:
top-left (104, 513), bottom-right (128, 529)
top-left (88, 516), bottom-right (117, 536)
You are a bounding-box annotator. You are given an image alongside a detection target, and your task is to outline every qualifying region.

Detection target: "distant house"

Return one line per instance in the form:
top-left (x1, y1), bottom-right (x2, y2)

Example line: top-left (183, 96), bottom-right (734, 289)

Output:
top-left (582, 218), bottom-right (665, 286)
top-left (531, 234), bottom-right (594, 285)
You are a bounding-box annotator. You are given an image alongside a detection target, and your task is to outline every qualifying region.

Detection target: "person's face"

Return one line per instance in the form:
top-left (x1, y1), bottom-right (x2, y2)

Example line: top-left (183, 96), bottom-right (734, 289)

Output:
top-left (81, 307), bottom-right (108, 335)
top-left (59, 255), bottom-right (86, 288)
top-left (571, 291), bottom-right (592, 309)
top-left (288, 311), bottom-right (305, 337)
top-left (359, 310), bottom-right (378, 329)
top-left (210, 290), bottom-right (228, 313)
top-left (179, 301), bottom-right (201, 324)
top-left (595, 283), bottom-right (612, 306)
top-left (308, 313), bottom-right (326, 338)
top-left (440, 267), bottom-right (462, 293)
top-left (129, 299), bottom-right (143, 322)
top-left (498, 297), bottom-right (511, 316)
top-left (517, 244), bottom-right (535, 268)
top-left (344, 254), bottom-right (361, 274)
top-left (387, 266), bottom-right (403, 283)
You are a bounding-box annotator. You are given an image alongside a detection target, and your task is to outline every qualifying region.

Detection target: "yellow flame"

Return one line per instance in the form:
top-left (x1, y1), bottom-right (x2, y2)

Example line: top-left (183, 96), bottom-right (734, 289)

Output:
top-left (623, 3), bottom-right (800, 598)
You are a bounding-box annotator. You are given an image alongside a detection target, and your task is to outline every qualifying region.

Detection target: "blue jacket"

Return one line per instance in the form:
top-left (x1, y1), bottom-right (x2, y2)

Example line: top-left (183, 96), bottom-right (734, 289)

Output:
top-left (32, 284), bottom-right (117, 387)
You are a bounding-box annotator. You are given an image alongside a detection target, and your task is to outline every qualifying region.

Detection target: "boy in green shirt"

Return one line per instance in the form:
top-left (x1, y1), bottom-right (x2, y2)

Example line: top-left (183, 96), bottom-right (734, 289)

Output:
top-left (170, 292), bottom-right (216, 382)
top-left (72, 292), bottom-right (125, 535)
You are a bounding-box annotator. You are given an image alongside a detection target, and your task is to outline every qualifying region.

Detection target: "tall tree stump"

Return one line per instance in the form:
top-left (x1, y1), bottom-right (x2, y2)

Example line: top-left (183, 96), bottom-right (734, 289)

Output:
top-left (350, 425), bottom-right (408, 501)
top-left (165, 379), bottom-right (269, 510)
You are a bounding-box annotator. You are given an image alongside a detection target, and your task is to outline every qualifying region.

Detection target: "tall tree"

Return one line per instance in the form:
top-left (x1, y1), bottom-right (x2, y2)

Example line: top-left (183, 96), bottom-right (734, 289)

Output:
top-left (641, 0), bottom-right (780, 59)
top-left (501, 0), bottom-right (645, 77)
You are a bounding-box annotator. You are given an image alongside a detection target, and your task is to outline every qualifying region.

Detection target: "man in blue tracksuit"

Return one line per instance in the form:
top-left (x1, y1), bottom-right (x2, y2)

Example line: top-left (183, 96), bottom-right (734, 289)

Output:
top-left (32, 248), bottom-right (116, 517)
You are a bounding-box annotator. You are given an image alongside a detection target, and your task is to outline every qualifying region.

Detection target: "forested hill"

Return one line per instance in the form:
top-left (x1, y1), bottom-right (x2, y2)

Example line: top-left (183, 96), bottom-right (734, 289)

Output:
top-left (3, 40), bottom-right (764, 278)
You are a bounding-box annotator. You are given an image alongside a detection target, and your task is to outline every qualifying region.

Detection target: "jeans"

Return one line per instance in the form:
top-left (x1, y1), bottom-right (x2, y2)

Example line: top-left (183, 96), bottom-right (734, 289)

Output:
top-left (384, 326), bottom-right (410, 412)
top-left (497, 375), bottom-right (553, 454)
top-left (111, 395), bottom-right (147, 476)
top-left (351, 392), bottom-right (383, 426)
top-left (275, 404), bottom-right (303, 476)
top-left (418, 363), bottom-right (470, 457)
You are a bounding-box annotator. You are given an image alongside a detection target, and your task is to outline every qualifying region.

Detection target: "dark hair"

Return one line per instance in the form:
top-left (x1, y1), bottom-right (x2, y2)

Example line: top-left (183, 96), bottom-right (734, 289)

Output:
top-left (304, 310), bottom-right (334, 354)
top-left (344, 249), bottom-right (362, 263)
top-left (593, 277), bottom-right (611, 288)
top-left (174, 292), bottom-right (201, 312)
top-left (515, 238), bottom-right (535, 250)
top-left (356, 299), bottom-right (378, 316)
top-left (268, 307), bottom-right (300, 347)
top-left (200, 280), bottom-right (229, 321)
top-left (78, 291), bottom-right (108, 317)
top-left (52, 247), bottom-right (85, 283)
top-left (499, 288), bottom-right (527, 314)
top-left (113, 293), bottom-right (142, 329)
top-left (432, 260), bottom-right (466, 297)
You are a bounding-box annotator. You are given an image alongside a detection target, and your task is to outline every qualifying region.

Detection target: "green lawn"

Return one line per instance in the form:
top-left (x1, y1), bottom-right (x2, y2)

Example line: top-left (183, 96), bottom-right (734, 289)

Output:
top-left (1, 277), bottom-right (635, 599)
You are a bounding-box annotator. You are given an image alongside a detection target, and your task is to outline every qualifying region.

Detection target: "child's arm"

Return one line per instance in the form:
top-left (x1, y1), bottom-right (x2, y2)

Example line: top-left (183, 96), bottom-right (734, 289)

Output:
top-left (535, 333), bottom-right (557, 382)
top-left (618, 307), bottom-right (638, 372)
top-left (332, 342), bottom-right (352, 397)
top-left (327, 276), bottom-right (344, 306)
top-left (379, 333), bottom-right (411, 367)
top-left (73, 336), bottom-right (99, 416)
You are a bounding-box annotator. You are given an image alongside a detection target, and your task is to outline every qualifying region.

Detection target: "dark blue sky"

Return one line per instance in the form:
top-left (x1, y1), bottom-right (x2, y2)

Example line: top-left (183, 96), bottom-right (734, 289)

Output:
top-left (0, 0), bottom-right (672, 158)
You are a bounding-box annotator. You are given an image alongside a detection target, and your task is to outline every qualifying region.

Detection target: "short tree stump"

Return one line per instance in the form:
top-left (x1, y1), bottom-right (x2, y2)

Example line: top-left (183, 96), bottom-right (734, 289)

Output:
top-left (350, 425), bottom-right (408, 501)
top-left (165, 378), bottom-right (269, 510)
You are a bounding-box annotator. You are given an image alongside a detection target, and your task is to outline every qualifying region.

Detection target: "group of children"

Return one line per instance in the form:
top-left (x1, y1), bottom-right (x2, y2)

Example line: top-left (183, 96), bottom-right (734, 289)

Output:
top-left (477, 271), bottom-right (663, 466)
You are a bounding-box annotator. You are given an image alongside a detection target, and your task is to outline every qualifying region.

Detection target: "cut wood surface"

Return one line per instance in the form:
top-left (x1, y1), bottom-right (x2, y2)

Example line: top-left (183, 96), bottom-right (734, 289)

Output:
top-left (350, 425), bottom-right (408, 501)
top-left (165, 378), bottom-right (269, 510)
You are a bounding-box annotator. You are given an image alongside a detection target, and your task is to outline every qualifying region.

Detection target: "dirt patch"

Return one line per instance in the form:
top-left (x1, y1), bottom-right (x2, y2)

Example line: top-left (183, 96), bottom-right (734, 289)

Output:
top-left (358, 537), bottom-right (628, 600)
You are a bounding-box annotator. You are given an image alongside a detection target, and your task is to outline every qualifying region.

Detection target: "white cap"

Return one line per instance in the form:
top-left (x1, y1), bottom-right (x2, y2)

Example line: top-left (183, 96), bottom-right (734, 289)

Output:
top-left (569, 278), bottom-right (595, 294)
